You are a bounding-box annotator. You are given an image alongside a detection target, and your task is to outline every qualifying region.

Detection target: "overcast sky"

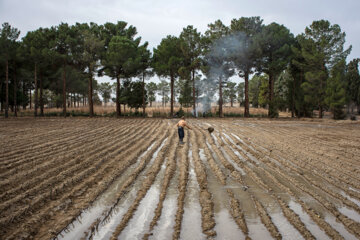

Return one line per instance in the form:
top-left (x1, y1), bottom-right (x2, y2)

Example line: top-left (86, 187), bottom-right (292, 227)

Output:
top-left (1, 0), bottom-right (359, 83)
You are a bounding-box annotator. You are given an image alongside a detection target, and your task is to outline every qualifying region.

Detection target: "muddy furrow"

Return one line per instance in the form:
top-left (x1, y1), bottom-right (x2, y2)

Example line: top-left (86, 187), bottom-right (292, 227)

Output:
top-left (66, 123), bottom-right (170, 240)
top-left (172, 130), bottom-right (190, 240)
top-left (0, 118), bottom-right (137, 152)
top-left (219, 129), bottom-right (346, 239)
top-left (230, 125), bottom-right (360, 213)
top-left (0, 120), bottom-right (144, 197)
top-left (0, 118), bottom-right (88, 154)
top-left (9, 122), bottom-right (167, 239)
top-left (188, 125), bottom-right (216, 238)
top-left (222, 128), bottom-right (360, 239)
top-left (110, 128), bottom-right (176, 239)
top-left (0, 122), bottom-right (134, 193)
top-left (143, 131), bottom-right (178, 239)
top-left (236, 130), bottom-right (360, 215)
top-left (0, 120), bottom-right (132, 174)
top-left (0, 120), bottom-right (154, 215)
top-left (0, 118), bottom-right (108, 161)
top-left (262, 122), bottom-right (360, 168)
top-left (226, 127), bottom-right (360, 201)
top-left (202, 126), bottom-right (310, 239)
top-left (2, 121), bottom-right (165, 239)
top-left (194, 126), bottom-right (250, 238)
top-left (231, 123), bottom-right (360, 191)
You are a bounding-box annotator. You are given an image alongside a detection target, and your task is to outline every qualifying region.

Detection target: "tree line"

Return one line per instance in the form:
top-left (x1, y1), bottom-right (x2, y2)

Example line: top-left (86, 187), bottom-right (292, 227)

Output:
top-left (0, 17), bottom-right (359, 119)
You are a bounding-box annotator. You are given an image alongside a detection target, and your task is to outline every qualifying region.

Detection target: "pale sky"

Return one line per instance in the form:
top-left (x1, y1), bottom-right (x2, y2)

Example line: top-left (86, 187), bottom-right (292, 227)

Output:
top-left (1, 0), bottom-right (359, 84)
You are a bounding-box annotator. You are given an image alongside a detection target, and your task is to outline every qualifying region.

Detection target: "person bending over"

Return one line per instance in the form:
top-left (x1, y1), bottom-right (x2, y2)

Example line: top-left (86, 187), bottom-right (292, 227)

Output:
top-left (176, 116), bottom-right (192, 144)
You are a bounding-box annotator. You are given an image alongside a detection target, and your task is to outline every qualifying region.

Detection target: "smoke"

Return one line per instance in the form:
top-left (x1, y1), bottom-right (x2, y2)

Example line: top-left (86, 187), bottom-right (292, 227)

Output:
top-left (199, 32), bottom-right (249, 114)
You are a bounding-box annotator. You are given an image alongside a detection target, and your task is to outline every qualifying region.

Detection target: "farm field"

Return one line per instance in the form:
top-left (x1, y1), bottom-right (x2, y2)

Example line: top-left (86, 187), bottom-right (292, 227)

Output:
top-left (0, 117), bottom-right (360, 240)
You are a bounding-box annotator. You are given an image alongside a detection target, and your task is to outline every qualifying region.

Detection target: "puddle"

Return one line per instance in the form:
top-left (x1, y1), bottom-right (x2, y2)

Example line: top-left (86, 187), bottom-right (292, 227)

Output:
top-left (340, 191), bottom-right (360, 206)
top-left (349, 186), bottom-right (360, 194)
top-left (288, 200), bottom-right (330, 240)
top-left (92, 138), bottom-right (167, 239)
top-left (226, 134), bottom-right (260, 165)
top-left (247, 217), bottom-right (273, 240)
top-left (118, 166), bottom-right (163, 240)
top-left (324, 214), bottom-right (357, 240)
top-left (180, 146), bottom-right (206, 240)
top-left (93, 187), bottom-right (139, 239)
top-left (150, 188), bottom-right (177, 240)
top-left (270, 211), bottom-right (304, 240)
top-left (338, 206), bottom-right (360, 222)
top-left (199, 148), bottom-right (246, 240)
top-left (231, 133), bottom-right (256, 152)
top-left (57, 142), bottom-right (158, 239)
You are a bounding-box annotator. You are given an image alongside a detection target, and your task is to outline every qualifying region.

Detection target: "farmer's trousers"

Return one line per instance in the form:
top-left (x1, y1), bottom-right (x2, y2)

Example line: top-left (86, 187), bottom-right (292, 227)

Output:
top-left (178, 127), bottom-right (184, 141)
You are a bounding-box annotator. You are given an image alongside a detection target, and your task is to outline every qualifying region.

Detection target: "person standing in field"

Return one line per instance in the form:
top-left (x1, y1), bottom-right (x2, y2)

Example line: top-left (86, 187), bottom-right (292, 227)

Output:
top-left (176, 116), bottom-right (192, 144)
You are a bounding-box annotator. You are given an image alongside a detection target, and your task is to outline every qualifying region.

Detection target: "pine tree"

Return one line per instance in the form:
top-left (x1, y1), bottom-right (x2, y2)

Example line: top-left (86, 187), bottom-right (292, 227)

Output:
top-left (325, 59), bottom-right (346, 119)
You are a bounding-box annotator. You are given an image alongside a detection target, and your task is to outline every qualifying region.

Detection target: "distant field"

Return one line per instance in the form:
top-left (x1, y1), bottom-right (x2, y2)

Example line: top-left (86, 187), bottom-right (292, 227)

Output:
top-left (0, 118), bottom-right (359, 239)
top-left (10, 105), bottom-right (291, 117)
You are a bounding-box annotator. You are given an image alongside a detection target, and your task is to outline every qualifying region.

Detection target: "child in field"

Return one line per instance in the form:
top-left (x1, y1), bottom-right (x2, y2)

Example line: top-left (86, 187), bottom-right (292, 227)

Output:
top-left (176, 116), bottom-right (192, 144)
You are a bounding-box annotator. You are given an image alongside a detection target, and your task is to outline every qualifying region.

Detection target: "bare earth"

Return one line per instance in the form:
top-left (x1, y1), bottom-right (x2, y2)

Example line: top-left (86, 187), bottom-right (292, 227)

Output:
top-left (0, 117), bottom-right (359, 240)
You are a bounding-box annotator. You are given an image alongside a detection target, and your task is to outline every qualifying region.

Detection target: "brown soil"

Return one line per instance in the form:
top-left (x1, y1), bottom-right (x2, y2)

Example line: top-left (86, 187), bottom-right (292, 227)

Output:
top-left (0, 117), bottom-right (359, 239)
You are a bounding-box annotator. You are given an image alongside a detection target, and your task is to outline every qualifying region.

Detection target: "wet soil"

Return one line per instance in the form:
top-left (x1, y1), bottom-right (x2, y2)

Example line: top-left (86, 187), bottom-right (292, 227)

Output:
top-left (0, 117), bottom-right (359, 239)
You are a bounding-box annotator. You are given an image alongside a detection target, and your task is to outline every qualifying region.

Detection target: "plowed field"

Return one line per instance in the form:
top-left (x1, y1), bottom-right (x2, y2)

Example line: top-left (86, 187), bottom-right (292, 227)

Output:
top-left (0, 118), bottom-right (359, 240)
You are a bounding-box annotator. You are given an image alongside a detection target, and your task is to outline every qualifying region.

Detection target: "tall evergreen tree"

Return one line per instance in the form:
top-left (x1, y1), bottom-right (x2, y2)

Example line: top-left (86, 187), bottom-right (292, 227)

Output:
top-left (257, 23), bottom-right (294, 117)
top-left (325, 59), bottom-right (346, 119)
top-left (345, 58), bottom-right (360, 113)
top-left (230, 17), bottom-right (263, 117)
top-left (146, 82), bottom-right (157, 107)
top-left (0, 23), bottom-right (20, 118)
top-left (179, 25), bottom-right (203, 115)
top-left (298, 20), bottom-right (351, 118)
top-left (205, 20), bottom-right (233, 117)
top-left (103, 36), bottom-right (141, 117)
top-left (78, 24), bottom-right (104, 117)
top-left (153, 36), bottom-right (182, 116)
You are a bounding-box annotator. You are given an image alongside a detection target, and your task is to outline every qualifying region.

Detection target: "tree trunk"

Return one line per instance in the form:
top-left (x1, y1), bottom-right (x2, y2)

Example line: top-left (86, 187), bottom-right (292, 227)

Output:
top-left (142, 72), bottom-right (145, 117)
top-left (5, 59), bottom-right (9, 118)
top-left (62, 63), bottom-right (66, 117)
top-left (319, 105), bottom-right (323, 118)
top-left (268, 73), bottom-right (275, 117)
top-left (29, 89), bottom-right (32, 109)
top-left (219, 76), bottom-right (223, 118)
top-left (170, 72), bottom-right (174, 117)
top-left (291, 76), bottom-right (295, 118)
top-left (13, 65), bottom-right (17, 117)
top-left (40, 74), bottom-right (44, 116)
top-left (192, 70), bottom-right (196, 116)
top-left (116, 75), bottom-right (121, 117)
top-left (88, 69), bottom-right (94, 117)
top-left (230, 98), bottom-right (233, 107)
top-left (23, 79), bottom-right (26, 110)
top-left (244, 72), bottom-right (250, 117)
top-left (150, 101), bottom-right (152, 107)
top-left (34, 63), bottom-right (38, 117)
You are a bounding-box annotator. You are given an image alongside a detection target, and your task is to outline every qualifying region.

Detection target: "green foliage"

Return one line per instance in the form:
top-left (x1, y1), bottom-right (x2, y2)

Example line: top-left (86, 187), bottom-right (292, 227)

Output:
top-left (345, 58), bottom-right (360, 111)
top-left (257, 22), bottom-right (294, 117)
top-left (178, 79), bottom-right (193, 107)
top-left (157, 79), bottom-right (170, 107)
top-left (146, 82), bottom-right (157, 106)
top-left (297, 20), bottom-right (351, 118)
top-left (97, 82), bottom-right (112, 105)
top-left (258, 76), bottom-right (269, 107)
top-left (325, 60), bottom-right (346, 119)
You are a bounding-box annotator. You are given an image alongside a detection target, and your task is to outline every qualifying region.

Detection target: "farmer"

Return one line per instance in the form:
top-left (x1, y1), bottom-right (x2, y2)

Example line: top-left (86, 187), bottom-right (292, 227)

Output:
top-left (176, 116), bottom-right (192, 144)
